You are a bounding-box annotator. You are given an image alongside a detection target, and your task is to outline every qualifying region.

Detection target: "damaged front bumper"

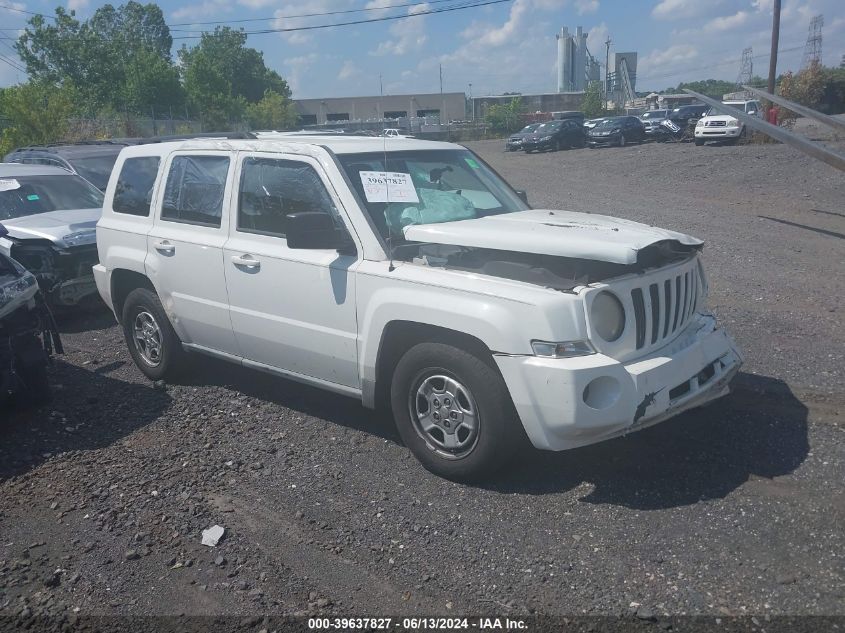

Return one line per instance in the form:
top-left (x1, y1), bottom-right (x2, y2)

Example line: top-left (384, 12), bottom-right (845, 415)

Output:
top-left (495, 313), bottom-right (742, 451)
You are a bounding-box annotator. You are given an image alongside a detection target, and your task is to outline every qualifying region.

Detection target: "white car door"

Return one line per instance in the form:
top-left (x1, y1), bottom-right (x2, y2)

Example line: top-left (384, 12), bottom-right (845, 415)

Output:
top-left (145, 151), bottom-right (239, 357)
top-left (223, 152), bottom-right (360, 390)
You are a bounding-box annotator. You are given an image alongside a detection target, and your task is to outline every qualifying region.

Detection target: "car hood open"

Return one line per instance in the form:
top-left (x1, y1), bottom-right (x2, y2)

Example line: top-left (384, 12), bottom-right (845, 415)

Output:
top-left (402, 209), bottom-right (703, 265)
top-left (2, 208), bottom-right (101, 249)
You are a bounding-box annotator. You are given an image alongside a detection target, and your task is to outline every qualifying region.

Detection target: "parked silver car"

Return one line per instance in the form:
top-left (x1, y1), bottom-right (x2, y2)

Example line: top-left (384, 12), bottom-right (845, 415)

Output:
top-left (0, 164), bottom-right (104, 307)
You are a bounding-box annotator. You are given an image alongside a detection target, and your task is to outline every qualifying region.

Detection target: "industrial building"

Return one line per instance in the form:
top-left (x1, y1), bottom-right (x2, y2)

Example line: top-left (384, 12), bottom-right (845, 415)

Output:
top-left (556, 26), bottom-right (601, 92)
top-left (292, 92), bottom-right (467, 125)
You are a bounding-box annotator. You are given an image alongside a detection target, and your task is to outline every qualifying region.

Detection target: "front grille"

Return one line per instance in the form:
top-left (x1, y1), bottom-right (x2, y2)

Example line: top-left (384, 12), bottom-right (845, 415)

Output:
top-left (706, 120), bottom-right (727, 127)
top-left (629, 265), bottom-right (699, 350)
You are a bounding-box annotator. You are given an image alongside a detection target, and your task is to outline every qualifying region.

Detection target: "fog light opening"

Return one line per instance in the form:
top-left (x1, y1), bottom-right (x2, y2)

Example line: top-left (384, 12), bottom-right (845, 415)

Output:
top-left (582, 376), bottom-right (621, 410)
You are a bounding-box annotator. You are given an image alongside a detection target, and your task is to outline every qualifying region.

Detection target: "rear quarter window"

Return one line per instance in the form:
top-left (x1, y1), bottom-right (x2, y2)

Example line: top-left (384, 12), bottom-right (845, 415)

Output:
top-left (113, 157), bottom-right (160, 216)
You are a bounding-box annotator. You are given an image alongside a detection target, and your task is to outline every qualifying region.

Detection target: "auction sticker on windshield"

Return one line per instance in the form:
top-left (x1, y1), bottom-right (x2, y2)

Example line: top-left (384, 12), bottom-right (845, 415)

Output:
top-left (0, 179), bottom-right (21, 192)
top-left (359, 171), bottom-right (419, 204)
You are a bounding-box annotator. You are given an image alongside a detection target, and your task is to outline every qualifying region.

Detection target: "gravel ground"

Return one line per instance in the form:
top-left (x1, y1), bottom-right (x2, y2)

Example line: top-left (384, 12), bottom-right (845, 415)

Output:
top-left (1, 139), bottom-right (843, 626)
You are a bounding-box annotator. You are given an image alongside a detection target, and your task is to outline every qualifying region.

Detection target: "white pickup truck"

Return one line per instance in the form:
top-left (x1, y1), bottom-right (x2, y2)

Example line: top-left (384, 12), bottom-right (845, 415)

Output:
top-left (94, 136), bottom-right (742, 480)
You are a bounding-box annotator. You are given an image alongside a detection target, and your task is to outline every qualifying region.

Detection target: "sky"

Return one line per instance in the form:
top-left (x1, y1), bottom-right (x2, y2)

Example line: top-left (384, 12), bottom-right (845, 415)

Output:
top-left (0, 0), bottom-right (844, 98)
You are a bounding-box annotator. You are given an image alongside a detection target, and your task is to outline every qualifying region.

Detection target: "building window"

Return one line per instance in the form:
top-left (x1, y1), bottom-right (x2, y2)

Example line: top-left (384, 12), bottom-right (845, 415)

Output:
top-left (326, 113), bottom-right (350, 121)
top-left (298, 114), bottom-right (317, 125)
top-left (384, 111), bottom-right (407, 119)
top-left (416, 109), bottom-right (440, 118)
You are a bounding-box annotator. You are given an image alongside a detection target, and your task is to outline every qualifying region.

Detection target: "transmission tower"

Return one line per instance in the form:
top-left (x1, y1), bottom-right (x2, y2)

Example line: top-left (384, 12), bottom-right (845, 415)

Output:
top-left (736, 47), bottom-right (753, 88)
top-left (801, 14), bottom-right (823, 69)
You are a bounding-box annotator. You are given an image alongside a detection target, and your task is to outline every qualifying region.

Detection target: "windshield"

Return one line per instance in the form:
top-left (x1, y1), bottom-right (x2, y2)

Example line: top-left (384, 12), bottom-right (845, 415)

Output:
top-left (0, 174), bottom-right (104, 221)
top-left (707, 103), bottom-right (744, 116)
top-left (338, 149), bottom-right (529, 241)
top-left (641, 110), bottom-right (667, 119)
top-left (535, 122), bottom-right (562, 134)
top-left (69, 153), bottom-right (121, 190)
top-left (595, 118), bottom-right (623, 129)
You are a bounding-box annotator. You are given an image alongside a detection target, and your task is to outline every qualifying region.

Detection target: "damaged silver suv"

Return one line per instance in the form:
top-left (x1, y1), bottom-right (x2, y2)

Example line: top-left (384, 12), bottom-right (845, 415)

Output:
top-left (95, 136), bottom-right (742, 481)
top-left (0, 164), bottom-right (103, 308)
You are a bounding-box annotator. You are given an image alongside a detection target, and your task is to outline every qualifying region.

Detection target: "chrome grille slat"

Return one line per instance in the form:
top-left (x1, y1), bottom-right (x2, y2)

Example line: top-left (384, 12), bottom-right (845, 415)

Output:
top-left (663, 279), bottom-right (672, 338)
top-left (649, 284), bottom-right (660, 344)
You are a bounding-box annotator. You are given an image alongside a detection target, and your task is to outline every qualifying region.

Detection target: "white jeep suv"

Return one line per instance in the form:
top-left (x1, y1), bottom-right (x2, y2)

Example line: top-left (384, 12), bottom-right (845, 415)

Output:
top-left (94, 137), bottom-right (742, 480)
top-left (695, 99), bottom-right (763, 146)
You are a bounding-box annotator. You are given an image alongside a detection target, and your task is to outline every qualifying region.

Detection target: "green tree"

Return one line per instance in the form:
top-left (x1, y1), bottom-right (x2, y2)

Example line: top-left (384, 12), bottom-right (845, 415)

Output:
top-left (246, 90), bottom-right (298, 131)
top-left (0, 81), bottom-right (81, 156)
top-left (581, 81), bottom-right (604, 118)
top-left (15, 2), bottom-right (182, 113)
top-left (484, 96), bottom-right (522, 133)
top-left (179, 27), bottom-right (292, 129)
top-left (662, 79), bottom-right (737, 98)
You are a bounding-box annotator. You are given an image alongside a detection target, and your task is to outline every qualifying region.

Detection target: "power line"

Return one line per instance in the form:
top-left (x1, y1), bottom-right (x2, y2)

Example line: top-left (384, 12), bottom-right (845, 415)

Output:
top-left (0, 53), bottom-right (26, 73)
top-left (168, 0), bottom-right (461, 28)
top-left (170, 0), bottom-right (513, 39)
top-left (0, 2), bottom-right (55, 19)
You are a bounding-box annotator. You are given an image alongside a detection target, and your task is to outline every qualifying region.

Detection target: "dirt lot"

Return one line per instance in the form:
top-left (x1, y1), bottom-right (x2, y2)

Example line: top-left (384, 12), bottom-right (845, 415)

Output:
top-left (1, 139), bottom-right (843, 626)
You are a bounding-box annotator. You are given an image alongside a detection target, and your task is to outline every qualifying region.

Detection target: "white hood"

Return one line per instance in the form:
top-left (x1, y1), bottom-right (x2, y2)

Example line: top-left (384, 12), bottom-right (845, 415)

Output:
top-left (402, 209), bottom-right (703, 265)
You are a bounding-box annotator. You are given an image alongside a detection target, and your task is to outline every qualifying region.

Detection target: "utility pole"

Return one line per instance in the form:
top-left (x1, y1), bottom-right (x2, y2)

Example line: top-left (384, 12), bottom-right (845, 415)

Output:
top-left (604, 37), bottom-right (611, 111)
top-left (439, 63), bottom-right (444, 126)
top-left (767, 0), bottom-right (781, 96)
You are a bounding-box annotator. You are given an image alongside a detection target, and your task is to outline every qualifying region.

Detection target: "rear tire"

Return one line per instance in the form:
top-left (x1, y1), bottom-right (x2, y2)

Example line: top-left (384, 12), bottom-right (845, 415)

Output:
top-left (121, 287), bottom-right (186, 381)
top-left (390, 342), bottom-right (525, 481)
top-left (694, 138), bottom-right (705, 146)
top-left (618, 134), bottom-right (626, 147)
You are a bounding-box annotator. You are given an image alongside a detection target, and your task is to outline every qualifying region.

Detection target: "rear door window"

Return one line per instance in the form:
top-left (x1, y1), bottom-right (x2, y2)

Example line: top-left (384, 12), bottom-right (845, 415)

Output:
top-left (113, 157), bottom-right (160, 217)
top-left (161, 155), bottom-right (230, 227)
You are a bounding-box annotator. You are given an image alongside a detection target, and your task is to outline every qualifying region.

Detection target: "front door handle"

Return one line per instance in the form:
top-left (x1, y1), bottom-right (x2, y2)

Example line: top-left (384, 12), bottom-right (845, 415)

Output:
top-left (153, 240), bottom-right (175, 255)
top-left (231, 254), bottom-right (261, 270)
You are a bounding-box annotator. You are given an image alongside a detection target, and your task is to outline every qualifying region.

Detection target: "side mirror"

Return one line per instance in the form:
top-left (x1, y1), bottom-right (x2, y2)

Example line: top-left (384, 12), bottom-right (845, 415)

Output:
top-left (286, 212), bottom-right (355, 254)
top-left (515, 190), bottom-right (529, 205)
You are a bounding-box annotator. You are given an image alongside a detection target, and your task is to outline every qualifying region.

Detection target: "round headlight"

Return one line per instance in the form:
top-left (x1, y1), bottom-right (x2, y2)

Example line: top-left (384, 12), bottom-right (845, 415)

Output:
top-left (591, 291), bottom-right (625, 342)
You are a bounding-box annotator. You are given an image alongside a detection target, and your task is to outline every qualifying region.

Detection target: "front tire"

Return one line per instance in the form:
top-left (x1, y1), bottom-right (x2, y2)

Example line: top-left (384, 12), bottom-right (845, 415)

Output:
top-left (618, 134), bottom-right (626, 147)
top-left (390, 342), bottom-right (524, 481)
top-left (694, 138), bottom-right (705, 146)
top-left (121, 287), bottom-right (186, 381)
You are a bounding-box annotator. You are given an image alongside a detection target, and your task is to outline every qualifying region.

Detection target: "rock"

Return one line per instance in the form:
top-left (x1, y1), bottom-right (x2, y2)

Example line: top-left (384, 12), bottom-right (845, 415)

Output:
top-left (776, 573), bottom-right (797, 585)
top-left (316, 598), bottom-right (330, 608)
top-left (124, 550), bottom-right (140, 561)
top-left (236, 580), bottom-right (249, 591)
top-left (43, 572), bottom-right (61, 588)
top-left (214, 555), bottom-right (226, 566)
top-left (153, 380), bottom-right (166, 391)
top-left (249, 588), bottom-right (264, 599)
top-left (295, 511), bottom-right (304, 519)
top-left (636, 607), bottom-right (656, 621)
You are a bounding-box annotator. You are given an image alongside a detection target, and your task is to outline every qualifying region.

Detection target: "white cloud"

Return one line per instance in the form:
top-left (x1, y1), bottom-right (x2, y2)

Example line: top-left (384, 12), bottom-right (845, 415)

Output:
top-left (371, 3), bottom-right (429, 56)
top-left (272, 0), bottom-right (358, 45)
top-left (651, 0), bottom-right (717, 20)
top-left (67, 0), bottom-right (89, 10)
top-left (575, 0), bottom-right (599, 14)
top-left (703, 10), bottom-right (749, 32)
top-left (587, 22), bottom-right (609, 50)
top-left (337, 60), bottom-right (361, 81)
top-left (171, 0), bottom-right (231, 21)
top-left (283, 53), bottom-right (320, 94)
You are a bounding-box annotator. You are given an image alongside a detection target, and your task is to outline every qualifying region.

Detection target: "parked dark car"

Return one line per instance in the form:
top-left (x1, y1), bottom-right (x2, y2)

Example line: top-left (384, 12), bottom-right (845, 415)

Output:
top-left (505, 123), bottom-right (541, 151)
top-left (587, 116), bottom-right (646, 147)
top-left (0, 223), bottom-right (62, 406)
top-left (668, 104), bottom-right (709, 125)
top-left (522, 119), bottom-right (586, 152)
top-left (4, 141), bottom-right (134, 191)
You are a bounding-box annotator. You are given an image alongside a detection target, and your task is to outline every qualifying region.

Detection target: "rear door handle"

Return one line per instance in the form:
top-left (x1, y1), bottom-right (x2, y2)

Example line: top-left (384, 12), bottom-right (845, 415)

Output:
top-left (231, 254), bottom-right (261, 270)
top-left (153, 240), bottom-right (175, 255)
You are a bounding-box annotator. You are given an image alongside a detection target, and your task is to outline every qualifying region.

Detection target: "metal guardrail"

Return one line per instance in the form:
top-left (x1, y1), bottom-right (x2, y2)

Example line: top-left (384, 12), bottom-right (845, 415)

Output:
top-left (741, 85), bottom-right (845, 135)
top-left (682, 88), bottom-right (845, 173)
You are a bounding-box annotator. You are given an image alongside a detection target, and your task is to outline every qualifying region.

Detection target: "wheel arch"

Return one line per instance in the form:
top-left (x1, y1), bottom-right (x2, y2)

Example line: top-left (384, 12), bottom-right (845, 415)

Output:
top-left (110, 269), bottom-right (156, 324)
top-left (368, 321), bottom-right (498, 411)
